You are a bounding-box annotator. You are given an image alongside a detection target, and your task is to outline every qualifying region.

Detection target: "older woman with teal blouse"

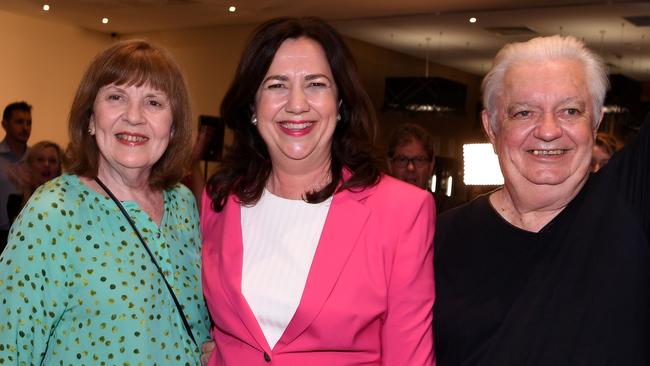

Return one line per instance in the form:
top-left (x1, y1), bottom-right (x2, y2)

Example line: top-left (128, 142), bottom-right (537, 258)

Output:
top-left (0, 40), bottom-right (210, 365)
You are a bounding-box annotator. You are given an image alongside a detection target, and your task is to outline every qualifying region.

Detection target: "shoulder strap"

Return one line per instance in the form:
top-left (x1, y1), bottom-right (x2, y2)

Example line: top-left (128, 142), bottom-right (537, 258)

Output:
top-left (94, 177), bottom-right (197, 347)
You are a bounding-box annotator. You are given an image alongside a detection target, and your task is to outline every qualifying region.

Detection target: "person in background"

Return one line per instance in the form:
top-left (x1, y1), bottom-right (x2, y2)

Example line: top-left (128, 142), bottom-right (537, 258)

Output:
top-left (387, 123), bottom-right (463, 214)
top-left (0, 101), bottom-right (32, 163)
top-left (201, 17), bottom-right (435, 365)
top-left (590, 131), bottom-right (620, 172)
top-left (6, 140), bottom-right (63, 223)
top-left (0, 101), bottom-right (32, 247)
top-left (434, 35), bottom-right (649, 365)
top-left (0, 39), bottom-right (210, 364)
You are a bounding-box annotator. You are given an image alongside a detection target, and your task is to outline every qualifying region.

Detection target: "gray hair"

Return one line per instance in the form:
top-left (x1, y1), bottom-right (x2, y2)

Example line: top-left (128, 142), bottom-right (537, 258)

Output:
top-left (482, 35), bottom-right (608, 131)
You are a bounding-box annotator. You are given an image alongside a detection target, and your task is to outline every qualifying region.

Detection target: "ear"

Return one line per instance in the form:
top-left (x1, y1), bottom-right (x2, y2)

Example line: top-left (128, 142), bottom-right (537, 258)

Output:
top-left (593, 108), bottom-right (605, 137)
top-left (88, 114), bottom-right (96, 135)
top-left (481, 109), bottom-right (498, 154)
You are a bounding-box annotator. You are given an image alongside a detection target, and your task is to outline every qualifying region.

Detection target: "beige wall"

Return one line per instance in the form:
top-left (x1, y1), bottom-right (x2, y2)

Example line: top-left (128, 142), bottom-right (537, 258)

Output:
top-left (0, 10), bottom-right (111, 147)
top-left (0, 13), bottom-right (482, 170)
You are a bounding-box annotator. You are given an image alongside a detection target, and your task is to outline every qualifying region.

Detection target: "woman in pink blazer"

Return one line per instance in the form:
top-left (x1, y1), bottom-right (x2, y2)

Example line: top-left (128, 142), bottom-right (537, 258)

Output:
top-left (201, 17), bottom-right (435, 365)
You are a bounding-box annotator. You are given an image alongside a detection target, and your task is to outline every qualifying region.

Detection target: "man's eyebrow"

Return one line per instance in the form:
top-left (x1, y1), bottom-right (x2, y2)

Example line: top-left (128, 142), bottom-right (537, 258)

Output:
top-left (506, 102), bottom-right (535, 113)
top-left (558, 97), bottom-right (586, 106)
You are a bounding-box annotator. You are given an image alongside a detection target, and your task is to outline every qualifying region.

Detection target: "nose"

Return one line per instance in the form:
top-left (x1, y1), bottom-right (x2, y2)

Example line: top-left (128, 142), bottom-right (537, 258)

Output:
top-left (125, 100), bottom-right (145, 124)
top-left (285, 86), bottom-right (309, 114)
top-left (534, 112), bottom-right (563, 141)
top-left (406, 159), bottom-right (417, 171)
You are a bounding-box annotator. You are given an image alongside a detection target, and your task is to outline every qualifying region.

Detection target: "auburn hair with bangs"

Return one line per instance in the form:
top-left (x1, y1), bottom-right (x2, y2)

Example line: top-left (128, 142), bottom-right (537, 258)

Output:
top-left (66, 39), bottom-right (192, 190)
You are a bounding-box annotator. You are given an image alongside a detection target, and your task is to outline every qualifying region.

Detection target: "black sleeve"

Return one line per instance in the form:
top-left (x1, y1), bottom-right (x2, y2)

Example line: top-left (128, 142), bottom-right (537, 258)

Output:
top-left (608, 113), bottom-right (650, 236)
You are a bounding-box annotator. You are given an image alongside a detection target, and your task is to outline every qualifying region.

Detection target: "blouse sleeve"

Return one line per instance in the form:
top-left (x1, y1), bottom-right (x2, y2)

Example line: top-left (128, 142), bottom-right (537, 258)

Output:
top-left (382, 191), bottom-right (436, 365)
top-left (0, 188), bottom-right (71, 365)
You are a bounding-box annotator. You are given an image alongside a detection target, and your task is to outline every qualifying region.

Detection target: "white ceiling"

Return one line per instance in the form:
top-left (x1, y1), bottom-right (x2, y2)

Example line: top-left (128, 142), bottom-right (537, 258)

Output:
top-left (2, 0), bottom-right (649, 80)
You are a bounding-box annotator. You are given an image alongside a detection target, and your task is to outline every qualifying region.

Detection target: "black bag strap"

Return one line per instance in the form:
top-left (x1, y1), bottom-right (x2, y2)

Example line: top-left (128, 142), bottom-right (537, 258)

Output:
top-left (94, 177), bottom-right (198, 347)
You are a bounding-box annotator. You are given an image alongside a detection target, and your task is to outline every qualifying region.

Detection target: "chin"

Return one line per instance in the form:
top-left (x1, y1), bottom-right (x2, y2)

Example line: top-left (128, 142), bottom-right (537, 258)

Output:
top-left (524, 172), bottom-right (576, 186)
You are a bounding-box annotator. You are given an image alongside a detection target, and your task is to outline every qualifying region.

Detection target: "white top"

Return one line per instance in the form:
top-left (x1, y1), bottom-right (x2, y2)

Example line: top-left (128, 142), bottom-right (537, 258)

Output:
top-left (241, 189), bottom-right (332, 349)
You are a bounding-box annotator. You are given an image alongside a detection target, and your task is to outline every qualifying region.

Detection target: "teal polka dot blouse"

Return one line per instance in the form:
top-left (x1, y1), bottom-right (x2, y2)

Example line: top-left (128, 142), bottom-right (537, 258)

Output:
top-left (0, 174), bottom-right (210, 365)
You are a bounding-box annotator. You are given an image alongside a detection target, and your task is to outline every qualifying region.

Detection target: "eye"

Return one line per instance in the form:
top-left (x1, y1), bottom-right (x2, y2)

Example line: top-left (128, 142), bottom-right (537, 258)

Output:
top-left (108, 94), bottom-right (122, 101)
top-left (147, 99), bottom-right (163, 107)
top-left (266, 83), bottom-right (286, 89)
top-left (564, 108), bottom-right (581, 116)
top-left (308, 81), bottom-right (327, 88)
top-left (513, 110), bottom-right (531, 118)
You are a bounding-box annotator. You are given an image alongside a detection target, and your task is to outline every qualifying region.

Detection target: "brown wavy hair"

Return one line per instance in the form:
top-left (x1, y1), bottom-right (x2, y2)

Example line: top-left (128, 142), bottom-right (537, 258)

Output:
top-left (65, 39), bottom-right (193, 190)
top-left (207, 17), bottom-right (381, 212)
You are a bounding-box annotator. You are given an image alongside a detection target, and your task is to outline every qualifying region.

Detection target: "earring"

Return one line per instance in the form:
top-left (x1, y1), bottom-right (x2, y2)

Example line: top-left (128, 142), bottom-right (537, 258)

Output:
top-left (337, 99), bottom-right (343, 121)
top-left (251, 115), bottom-right (258, 126)
top-left (88, 127), bottom-right (95, 136)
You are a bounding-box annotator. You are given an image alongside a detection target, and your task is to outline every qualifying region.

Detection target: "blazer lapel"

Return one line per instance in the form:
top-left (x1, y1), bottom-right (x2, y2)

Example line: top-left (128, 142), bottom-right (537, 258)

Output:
top-left (275, 188), bottom-right (372, 348)
top-left (218, 196), bottom-right (272, 351)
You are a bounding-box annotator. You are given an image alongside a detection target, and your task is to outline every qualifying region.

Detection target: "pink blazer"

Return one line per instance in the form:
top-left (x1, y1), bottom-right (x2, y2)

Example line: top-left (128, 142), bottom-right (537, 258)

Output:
top-left (201, 175), bottom-right (436, 365)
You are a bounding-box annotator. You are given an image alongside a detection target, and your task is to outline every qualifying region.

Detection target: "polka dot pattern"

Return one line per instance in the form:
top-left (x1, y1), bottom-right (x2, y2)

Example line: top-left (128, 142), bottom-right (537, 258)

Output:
top-left (0, 174), bottom-right (209, 365)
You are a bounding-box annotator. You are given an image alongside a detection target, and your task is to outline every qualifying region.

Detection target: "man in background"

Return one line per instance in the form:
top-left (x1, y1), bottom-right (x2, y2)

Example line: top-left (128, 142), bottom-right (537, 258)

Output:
top-left (387, 123), bottom-right (463, 214)
top-left (0, 101), bottom-right (32, 250)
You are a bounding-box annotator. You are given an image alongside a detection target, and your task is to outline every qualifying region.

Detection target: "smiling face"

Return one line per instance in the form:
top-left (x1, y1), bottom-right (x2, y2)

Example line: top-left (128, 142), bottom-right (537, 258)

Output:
top-left (90, 83), bottom-right (173, 179)
top-left (254, 37), bottom-right (338, 171)
top-left (483, 58), bottom-right (597, 193)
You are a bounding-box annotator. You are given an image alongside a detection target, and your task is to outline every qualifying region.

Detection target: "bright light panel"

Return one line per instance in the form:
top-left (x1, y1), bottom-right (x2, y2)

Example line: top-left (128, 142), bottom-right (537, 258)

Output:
top-left (463, 143), bottom-right (504, 185)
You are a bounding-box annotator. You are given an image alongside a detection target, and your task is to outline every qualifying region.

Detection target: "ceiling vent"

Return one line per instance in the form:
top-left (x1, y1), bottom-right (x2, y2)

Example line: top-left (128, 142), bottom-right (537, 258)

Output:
top-left (485, 26), bottom-right (537, 36)
top-left (623, 16), bottom-right (650, 27)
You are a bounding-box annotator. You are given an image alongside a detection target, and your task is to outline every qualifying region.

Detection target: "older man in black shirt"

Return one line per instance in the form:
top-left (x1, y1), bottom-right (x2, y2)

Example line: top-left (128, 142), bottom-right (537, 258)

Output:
top-left (434, 35), bottom-right (649, 365)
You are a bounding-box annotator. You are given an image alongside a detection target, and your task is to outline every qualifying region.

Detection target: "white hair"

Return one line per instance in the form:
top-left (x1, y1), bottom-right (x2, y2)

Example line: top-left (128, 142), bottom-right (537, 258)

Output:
top-left (482, 35), bottom-right (608, 131)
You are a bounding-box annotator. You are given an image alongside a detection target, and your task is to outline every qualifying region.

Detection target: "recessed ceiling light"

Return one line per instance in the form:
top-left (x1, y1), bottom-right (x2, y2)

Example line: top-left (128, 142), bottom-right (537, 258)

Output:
top-left (469, 17), bottom-right (477, 24)
top-left (42, 4), bottom-right (50, 11)
top-left (228, 6), bottom-right (236, 13)
top-left (102, 17), bottom-right (109, 24)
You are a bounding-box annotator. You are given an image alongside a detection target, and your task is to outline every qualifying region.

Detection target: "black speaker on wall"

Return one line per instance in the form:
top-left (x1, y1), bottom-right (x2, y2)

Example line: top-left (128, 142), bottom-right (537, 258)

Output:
top-left (198, 115), bottom-right (225, 162)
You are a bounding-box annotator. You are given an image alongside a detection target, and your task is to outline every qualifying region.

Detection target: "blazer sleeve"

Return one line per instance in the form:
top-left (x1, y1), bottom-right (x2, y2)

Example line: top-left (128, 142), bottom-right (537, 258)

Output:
top-left (381, 191), bottom-right (436, 365)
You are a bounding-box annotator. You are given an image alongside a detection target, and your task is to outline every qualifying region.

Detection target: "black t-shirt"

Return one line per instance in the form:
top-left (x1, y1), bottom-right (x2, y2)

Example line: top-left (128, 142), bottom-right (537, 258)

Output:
top-left (434, 116), bottom-right (650, 366)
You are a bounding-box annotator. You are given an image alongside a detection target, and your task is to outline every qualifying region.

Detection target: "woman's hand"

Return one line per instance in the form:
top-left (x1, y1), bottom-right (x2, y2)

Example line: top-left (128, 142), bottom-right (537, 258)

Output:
top-left (200, 340), bottom-right (216, 366)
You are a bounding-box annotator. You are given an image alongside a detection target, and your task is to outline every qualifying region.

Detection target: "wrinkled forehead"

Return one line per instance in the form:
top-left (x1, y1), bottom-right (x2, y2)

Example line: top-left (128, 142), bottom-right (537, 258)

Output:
top-left (498, 58), bottom-right (590, 107)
